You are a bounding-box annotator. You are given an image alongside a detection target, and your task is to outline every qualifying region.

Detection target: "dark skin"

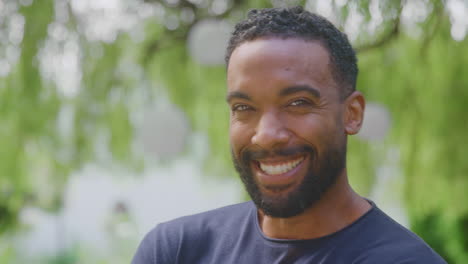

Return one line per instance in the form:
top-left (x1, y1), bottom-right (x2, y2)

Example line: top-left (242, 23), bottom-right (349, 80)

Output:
top-left (226, 37), bottom-right (371, 240)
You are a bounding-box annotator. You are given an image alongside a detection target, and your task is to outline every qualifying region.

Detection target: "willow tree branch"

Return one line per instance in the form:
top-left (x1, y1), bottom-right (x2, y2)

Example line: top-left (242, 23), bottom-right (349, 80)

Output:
top-left (355, 18), bottom-right (400, 53)
top-left (141, 0), bottom-right (248, 64)
top-left (420, 1), bottom-right (445, 56)
top-left (355, 0), bottom-right (404, 53)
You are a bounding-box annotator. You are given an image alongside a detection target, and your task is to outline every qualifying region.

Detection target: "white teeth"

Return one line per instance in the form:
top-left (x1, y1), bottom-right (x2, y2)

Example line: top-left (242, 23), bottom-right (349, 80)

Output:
top-left (259, 157), bottom-right (304, 175)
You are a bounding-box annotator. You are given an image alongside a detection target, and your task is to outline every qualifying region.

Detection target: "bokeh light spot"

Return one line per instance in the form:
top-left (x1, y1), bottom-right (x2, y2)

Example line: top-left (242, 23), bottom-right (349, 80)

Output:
top-left (358, 102), bottom-right (392, 141)
top-left (139, 104), bottom-right (190, 159)
top-left (188, 19), bottom-right (232, 65)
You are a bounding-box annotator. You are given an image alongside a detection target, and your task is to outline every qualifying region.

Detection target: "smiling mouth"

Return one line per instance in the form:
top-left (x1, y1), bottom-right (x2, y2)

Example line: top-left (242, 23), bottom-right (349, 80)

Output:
top-left (257, 156), bottom-right (305, 175)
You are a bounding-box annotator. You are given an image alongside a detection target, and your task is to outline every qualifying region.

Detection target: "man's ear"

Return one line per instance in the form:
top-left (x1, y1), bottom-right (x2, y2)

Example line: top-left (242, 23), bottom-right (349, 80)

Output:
top-left (344, 91), bottom-right (365, 135)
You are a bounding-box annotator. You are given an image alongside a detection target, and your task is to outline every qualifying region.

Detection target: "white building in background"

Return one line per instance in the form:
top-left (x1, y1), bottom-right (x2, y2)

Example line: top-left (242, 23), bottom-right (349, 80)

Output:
top-left (16, 133), bottom-right (243, 261)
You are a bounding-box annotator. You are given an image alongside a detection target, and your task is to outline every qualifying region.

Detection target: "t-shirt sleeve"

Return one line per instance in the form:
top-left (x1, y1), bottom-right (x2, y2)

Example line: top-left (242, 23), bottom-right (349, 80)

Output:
top-left (131, 223), bottom-right (176, 264)
top-left (354, 243), bottom-right (447, 264)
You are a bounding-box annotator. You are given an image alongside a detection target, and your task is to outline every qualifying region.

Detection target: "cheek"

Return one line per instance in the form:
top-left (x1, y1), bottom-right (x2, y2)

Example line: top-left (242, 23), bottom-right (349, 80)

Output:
top-left (229, 121), bottom-right (254, 156)
top-left (287, 114), bottom-right (340, 144)
top-left (288, 115), bottom-right (322, 134)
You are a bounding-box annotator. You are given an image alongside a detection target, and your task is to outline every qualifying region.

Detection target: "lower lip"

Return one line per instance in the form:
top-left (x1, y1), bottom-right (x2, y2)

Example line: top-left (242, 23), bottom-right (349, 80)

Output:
top-left (253, 155), bottom-right (307, 188)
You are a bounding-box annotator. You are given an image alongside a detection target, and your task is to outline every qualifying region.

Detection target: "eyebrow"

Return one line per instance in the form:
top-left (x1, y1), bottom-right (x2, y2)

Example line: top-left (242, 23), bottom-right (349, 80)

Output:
top-left (226, 91), bottom-right (252, 103)
top-left (225, 84), bottom-right (321, 103)
top-left (279, 85), bottom-right (321, 98)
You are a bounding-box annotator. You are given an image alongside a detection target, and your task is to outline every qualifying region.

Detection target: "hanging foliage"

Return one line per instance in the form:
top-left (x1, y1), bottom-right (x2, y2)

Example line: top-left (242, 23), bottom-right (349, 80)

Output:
top-left (0, 0), bottom-right (467, 262)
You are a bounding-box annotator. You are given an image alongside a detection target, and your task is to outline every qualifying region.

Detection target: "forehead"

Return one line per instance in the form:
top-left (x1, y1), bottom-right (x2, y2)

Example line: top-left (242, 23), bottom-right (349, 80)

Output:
top-left (227, 38), bottom-right (336, 97)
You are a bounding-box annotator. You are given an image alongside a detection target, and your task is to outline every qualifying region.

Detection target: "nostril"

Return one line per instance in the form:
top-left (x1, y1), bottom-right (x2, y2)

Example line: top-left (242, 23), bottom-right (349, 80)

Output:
top-left (252, 131), bottom-right (290, 149)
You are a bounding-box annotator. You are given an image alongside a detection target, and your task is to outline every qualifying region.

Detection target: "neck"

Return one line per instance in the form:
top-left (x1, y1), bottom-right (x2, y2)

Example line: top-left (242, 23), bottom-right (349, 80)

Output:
top-left (257, 171), bottom-right (371, 240)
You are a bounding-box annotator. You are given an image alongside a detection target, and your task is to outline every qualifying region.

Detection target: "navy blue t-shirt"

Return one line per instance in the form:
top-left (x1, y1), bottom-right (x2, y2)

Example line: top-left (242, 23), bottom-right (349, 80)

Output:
top-left (132, 201), bottom-right (446, 264)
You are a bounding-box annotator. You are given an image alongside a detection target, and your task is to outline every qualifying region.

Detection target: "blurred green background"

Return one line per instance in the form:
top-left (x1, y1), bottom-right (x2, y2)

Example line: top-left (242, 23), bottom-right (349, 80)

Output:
top-left (0, 0), bottom-right (467, 263)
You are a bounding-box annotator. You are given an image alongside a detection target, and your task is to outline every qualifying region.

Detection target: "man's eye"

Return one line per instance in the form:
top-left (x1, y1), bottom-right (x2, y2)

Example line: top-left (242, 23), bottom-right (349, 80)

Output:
top-left (232, 104), bottom-right (251, 112)
top-left (289, 99), bottom-right (310, 106)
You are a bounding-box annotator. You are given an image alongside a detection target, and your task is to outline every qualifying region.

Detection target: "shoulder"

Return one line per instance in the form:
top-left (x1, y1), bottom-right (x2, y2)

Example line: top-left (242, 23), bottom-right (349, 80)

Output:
top-left (132, 201), bottom-right (254, 264)
top-left (354, 242), bottom-right (447, 264)
top-left (348, 206), bottom-right (447, 264)
top-left (162, 201), bottom-right (253, 231)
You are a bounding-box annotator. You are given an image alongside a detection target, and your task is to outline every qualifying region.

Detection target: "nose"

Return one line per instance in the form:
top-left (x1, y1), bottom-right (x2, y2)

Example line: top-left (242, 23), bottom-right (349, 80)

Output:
top-left (251, 111), bottom-right (290, 149)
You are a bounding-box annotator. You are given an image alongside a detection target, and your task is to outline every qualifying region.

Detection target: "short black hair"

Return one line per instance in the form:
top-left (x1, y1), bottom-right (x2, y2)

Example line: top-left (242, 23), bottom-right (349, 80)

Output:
top-left (225, 6), bottom-right (358, 99)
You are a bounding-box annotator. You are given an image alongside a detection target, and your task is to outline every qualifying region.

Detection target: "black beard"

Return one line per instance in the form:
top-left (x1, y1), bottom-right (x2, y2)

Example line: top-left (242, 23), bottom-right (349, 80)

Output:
top-left (232, 142), bottom-right (346, 218)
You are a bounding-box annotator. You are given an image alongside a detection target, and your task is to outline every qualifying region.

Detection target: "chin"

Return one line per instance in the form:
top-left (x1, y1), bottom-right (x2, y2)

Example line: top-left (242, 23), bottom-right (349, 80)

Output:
top-left (233, 143), bottom-right (346, 218)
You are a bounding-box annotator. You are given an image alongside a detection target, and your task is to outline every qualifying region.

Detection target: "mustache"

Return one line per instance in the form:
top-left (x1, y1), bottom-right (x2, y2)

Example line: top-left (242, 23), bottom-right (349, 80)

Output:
top-left (240, 145), bottom-right (315, 161)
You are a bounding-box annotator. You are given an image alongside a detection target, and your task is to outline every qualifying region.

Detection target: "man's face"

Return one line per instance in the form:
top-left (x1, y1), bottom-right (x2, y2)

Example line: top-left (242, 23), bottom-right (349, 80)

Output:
top-left (227, 38), bottom-right (348, 218)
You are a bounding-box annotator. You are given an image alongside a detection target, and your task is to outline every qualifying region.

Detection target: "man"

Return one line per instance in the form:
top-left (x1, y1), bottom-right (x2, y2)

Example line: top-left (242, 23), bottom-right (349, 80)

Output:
top-left (132, 6), bottom-right (446, 263)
